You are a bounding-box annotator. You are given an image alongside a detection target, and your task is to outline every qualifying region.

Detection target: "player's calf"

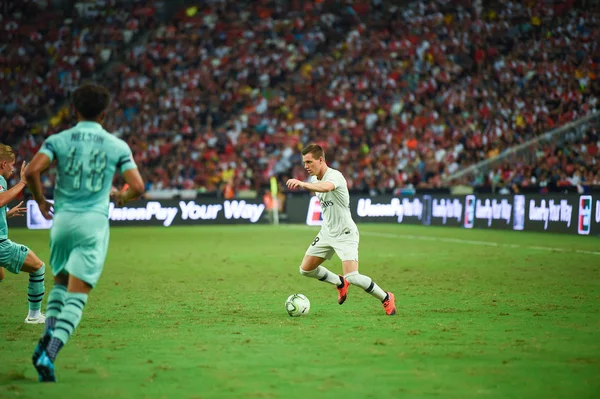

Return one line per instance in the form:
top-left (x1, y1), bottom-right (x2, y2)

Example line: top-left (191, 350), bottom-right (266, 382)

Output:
top-left (25, 265), bottom-right (46, 323)
top-left (299, 265), bottom-right (344, 286)
top-left (21, 250), bottom-right (46, 323)
top-left (344, 271), bottom-right (386, 300)
top-left (45, 291), bottom-right (88, 362)
top-left (344, 271), bottom-right (397, 315)
top-left (32, 279), bottom-right (68, 366)
top-left (43, 283), bottom-right (67, 332)
top-left (299, 263), bottom-right (347, 303)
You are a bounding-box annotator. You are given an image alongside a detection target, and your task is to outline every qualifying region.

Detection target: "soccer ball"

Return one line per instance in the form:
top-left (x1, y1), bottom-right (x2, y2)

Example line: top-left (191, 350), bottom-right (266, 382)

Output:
top-left (285, 294), bottom-right (310, 317)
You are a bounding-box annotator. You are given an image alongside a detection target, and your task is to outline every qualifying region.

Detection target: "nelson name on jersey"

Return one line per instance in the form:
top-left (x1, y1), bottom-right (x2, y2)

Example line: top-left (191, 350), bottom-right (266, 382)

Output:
top-left (70, 132), bottom-right (105, 144)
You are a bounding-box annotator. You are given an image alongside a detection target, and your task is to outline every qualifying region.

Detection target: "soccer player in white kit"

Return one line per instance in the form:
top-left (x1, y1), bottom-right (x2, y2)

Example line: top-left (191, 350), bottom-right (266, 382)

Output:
top-left (286, 144), bottom-right (396, 315)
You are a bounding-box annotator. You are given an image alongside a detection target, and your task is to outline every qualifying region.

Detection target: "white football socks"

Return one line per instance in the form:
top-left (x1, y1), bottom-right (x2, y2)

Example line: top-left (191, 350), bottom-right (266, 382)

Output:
top-left (344, 271), bottom-right (387, 301)
top-left (300, 266), bottom-right (343, 286)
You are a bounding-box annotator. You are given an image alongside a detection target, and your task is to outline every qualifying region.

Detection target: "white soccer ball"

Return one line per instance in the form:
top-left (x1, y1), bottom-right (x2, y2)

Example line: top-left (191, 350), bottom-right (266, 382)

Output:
top-left (285, 294), bottom-right (310, 317)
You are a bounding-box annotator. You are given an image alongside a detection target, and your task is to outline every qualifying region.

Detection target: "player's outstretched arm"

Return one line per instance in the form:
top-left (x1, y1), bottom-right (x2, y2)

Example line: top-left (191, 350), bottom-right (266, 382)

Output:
top-left (0, 161), bottom-right (27, 208)
top-left (25, 153), bottom-right (54, 220)
top-left (286, 179), bottom-right (334, 193)
top-left (24, 153), bottom-right (51, 204)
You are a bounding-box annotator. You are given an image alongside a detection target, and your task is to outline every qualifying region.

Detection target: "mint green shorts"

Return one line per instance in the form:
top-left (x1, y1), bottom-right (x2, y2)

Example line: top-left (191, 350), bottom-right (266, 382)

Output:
top-left (50, 212), bottom-right (110, 288)
top-left (0, 239), bottom-right (30, 274)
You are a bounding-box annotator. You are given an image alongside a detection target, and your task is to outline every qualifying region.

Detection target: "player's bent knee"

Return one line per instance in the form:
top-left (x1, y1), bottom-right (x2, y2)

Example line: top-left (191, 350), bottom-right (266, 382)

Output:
top-left (300, 255), bottom-right (325, 272)
top-left (20, 252), bottom-right (45, 274)
top-left (24, 251), bottom-right (44, 269)
top-left (30, 261), bottom-right (44, 271)
top-left (299, 266), bottom-right (319, 278)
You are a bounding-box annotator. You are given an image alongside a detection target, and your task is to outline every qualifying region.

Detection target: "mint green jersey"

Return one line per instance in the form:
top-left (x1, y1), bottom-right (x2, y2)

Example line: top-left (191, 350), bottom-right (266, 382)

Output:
top-left (0, 175), bottom-right (8, 239)
top-left (39, 121), bottom-right (137, 217)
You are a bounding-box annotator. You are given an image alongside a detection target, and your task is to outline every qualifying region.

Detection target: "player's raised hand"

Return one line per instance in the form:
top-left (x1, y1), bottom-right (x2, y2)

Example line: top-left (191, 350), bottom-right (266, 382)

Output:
top-left (286, 178), bottom-right (305, 190)
top-left (38, 200), bottom-right (54, 220)
top-left (7, 201), bottom-right (26, 218)
top-left (19, 161), bottom-right (27, 183)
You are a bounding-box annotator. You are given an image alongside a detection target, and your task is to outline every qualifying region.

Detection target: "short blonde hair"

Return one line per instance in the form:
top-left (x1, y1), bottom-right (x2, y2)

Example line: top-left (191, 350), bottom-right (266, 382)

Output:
top-left (0, 144), bottom-right (15, 162)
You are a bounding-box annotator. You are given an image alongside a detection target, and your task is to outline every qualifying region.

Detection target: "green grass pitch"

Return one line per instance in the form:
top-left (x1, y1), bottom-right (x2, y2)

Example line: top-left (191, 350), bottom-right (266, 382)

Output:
top-left (1, 224), bottom-right (599, 398)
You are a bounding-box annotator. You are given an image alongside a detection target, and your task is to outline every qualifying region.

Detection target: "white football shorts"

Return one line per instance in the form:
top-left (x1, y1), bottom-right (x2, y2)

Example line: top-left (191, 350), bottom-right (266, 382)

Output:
top-left (305, 229), bottom-right (359, 262)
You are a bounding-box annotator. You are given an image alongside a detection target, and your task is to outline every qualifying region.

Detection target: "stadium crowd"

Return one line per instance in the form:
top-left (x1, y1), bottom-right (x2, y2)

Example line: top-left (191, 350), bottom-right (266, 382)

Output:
top-left (2, 0), bottom-right (599, 197)
top-left (1, 0), bottom-right (156, 142)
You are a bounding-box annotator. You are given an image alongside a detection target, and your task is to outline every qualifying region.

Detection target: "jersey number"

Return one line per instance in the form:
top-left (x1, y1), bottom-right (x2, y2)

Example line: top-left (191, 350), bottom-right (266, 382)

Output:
top-left (65, 148), bottom-right (108, 192)
top-left (311, 236), bottom-right (320, 246)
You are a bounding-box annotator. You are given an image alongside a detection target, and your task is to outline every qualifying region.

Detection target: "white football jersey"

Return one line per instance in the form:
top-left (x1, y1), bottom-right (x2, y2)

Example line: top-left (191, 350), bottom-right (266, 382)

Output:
top-left (311, 167), bottom-right (357, 237)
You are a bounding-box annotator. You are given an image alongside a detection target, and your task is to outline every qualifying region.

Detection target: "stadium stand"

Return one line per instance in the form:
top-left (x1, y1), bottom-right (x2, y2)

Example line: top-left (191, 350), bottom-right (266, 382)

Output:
top-left (2, 0), bottom-right (599, 197)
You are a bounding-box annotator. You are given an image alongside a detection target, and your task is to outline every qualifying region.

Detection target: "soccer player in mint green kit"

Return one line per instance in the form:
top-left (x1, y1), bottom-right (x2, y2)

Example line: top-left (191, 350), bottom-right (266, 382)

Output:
top-left (0, 145), bottom-right (47, 323)
top-left (25, 83), bottom-right (145, 382)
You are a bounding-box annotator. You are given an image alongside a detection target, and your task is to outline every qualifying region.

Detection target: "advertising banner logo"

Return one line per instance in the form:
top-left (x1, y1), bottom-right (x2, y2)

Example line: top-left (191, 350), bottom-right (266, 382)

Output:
top-left (431, 198), bottom-right (462, 225)
top-left (577, 195), bottom-right (592, 235)
top-left (26, 199), bottom-right (266, 229)
top-left (513, 195), bottom-right (525, 231)
top-left (528, 199), bottom-right (573, 230)
top-left (475, 198), bottom-right (512, 227)
top-left (464, 195), bottom-right (475, 229)
top-left (355, 197), bottom-right (423, 223)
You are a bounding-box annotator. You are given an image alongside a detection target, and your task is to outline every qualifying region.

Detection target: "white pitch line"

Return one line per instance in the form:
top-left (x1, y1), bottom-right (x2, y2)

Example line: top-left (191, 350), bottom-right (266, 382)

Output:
top-left (282, 225), bottom-right (600, 256)
top-left (360, 231), bottom-right (600, 256)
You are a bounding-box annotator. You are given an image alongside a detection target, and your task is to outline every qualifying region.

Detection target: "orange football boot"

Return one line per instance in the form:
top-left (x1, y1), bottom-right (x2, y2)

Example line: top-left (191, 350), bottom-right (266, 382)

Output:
top-left (382, 292), bottom-right (397, 315)
top-left (337, 276), bottom-right (350, 305)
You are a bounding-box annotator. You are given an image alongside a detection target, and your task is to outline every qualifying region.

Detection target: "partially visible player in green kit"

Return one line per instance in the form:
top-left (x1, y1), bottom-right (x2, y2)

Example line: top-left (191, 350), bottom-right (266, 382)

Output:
top-left (25, 83), bottom-right (145, 382)
top-left (0, 146), bottom-right (47, 324)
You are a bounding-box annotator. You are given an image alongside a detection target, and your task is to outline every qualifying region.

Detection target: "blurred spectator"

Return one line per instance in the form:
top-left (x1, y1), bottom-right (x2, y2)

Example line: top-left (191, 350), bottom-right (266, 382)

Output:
top-left (4, 0), bottom-right (600, 197)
